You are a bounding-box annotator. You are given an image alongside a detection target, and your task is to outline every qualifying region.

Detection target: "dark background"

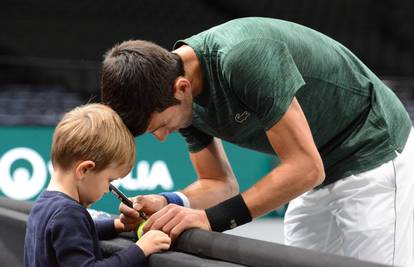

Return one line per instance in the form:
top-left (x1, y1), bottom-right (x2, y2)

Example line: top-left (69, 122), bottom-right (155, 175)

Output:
top-left (0, 0), bottom-right (413, 123)
top-left (0, 4), bottom-right (413, 264)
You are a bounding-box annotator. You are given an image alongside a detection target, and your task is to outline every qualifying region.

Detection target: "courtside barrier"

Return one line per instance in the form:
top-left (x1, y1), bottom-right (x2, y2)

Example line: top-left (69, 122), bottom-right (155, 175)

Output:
top-left (174, 229), bottom-right (390, 267)
top-left (0, 202), bottom-right (29, 265)
top-left (0, 197), bottom-right (245, 266)
top-left (0, 197), bottom-right (391, 266)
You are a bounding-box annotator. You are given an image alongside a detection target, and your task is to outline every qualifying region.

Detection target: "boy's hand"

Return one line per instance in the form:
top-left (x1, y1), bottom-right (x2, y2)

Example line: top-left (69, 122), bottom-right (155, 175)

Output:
top-left (114, 218), bottom-right (130, 233)
top-left (119, 194), bottom-right (167, 230)
top-left (136, 230), bottom-right (171, 256)
top-left (118, 203), bottom-right (141, 232)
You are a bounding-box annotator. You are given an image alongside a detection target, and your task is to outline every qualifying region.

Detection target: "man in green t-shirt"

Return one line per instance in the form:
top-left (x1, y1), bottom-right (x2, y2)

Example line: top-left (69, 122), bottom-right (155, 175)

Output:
top-left (101, 17), bottom-right (414, 265)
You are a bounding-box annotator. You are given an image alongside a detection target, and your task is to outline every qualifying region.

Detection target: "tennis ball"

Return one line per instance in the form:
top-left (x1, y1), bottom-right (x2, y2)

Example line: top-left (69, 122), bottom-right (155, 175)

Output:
top-left (137, 220), bottom-right (148, 239)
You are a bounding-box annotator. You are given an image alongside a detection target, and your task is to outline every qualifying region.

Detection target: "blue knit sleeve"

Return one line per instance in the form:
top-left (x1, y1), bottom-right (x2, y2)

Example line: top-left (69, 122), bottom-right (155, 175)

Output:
top-left (49, 206), bottom-right (146, 267)
top-left (94, 218), bottom-right (118, 240)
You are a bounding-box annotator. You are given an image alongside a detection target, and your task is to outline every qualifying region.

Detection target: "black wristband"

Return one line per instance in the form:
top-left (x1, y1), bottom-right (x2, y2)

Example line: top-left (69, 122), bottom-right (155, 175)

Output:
top-left (205, 194), bottom-right (252, 232)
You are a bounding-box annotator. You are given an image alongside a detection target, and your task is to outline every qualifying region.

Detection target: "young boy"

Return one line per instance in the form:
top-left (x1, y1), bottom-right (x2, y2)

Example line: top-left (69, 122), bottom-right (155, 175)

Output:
top-left (24, 103), bottom-right (171, 266)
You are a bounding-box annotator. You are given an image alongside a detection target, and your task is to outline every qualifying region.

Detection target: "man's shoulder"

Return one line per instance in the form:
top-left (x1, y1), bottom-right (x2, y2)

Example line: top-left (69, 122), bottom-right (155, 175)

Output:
top-left (179, 18), bottom-right (281, 50)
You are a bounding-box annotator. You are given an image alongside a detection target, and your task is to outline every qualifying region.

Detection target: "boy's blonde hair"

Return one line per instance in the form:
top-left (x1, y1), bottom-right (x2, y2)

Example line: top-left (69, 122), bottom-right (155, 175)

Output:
top-left (51, 103), bottom-right (136, 172)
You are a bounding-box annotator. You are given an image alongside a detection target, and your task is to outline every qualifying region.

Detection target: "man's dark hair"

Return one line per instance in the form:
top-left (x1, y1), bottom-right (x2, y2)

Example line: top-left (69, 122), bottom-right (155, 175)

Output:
top-left (101, 40), bottom-right (184, 136)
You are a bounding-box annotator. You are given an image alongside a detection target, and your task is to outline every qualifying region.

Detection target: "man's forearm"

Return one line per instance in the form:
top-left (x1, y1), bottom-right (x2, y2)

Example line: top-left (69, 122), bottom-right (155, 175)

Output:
top-left (182, 177), bottom-right (239, 209)
top-left (242, 160), bottom-right (324, 218)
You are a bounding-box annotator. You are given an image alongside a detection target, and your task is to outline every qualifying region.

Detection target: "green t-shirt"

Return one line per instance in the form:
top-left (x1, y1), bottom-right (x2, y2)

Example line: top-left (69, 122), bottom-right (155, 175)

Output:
top-left (175, 17), bottom-right (412, 186)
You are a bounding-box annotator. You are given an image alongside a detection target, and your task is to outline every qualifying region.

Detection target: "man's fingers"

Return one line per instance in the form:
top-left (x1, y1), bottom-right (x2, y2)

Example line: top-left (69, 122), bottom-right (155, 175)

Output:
top-left (161, 212), bottom-right (182, 234)
top-left (151, 206), bottom-right (178, 231)
top-left (119, 202), bottom-right (140, 220)
top-left (141, 212), bottom-right (161, 233)
top-left (132, 195), bottom-right (144, 210)
top-left (162, 208), bottom-right (211, 240)
top-left (168, 211), bottom-right (202, 240)
top-left (143, 204), bottom-right (177, 233)
top-left (169, 222), bottom-right (189, 241)
top-left (142, 205), bottom-right (210, 241)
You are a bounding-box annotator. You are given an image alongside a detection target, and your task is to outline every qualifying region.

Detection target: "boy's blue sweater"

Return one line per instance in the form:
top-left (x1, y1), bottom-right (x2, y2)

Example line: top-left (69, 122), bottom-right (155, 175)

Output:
top-left (24, 191), bottom-right (145, 266)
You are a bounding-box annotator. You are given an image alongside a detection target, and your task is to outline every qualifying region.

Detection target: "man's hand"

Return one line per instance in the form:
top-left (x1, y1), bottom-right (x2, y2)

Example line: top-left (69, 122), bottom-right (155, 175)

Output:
top-left (143, 204), bottom-right (211, 241)
top-left (119, 194), bottom-right (168, 231)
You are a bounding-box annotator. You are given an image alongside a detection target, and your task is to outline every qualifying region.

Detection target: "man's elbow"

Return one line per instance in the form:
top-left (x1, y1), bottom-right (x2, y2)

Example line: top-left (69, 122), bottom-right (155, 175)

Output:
top-left (226, 177), bottom-right (240, 196)
top-left (309, 160), bottom-right (325, 187)
top-left (315, 169), bottom-right (326, 187)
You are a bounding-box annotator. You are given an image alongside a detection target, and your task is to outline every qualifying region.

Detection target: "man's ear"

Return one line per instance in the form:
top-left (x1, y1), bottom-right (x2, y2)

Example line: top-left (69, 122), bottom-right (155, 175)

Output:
top-left (74, 160), bottom-right (96, 181)
top-left (173, 77), bottom-right (191, 100)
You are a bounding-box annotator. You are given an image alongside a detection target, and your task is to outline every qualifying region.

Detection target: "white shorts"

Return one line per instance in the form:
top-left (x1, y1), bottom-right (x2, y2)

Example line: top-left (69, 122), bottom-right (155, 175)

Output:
top-left (284, 128), bottom-right (414, 266)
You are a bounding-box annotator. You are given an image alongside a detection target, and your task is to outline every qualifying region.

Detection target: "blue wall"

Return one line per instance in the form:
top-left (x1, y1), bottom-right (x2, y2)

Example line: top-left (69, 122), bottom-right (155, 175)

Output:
top-left (0, 127), bottom-right (285, 216)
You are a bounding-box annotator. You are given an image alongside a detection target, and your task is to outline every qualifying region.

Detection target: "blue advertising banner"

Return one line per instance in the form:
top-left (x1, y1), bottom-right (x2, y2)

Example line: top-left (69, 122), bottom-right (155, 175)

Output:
top-left (0, 127), bottom-right (285, 217)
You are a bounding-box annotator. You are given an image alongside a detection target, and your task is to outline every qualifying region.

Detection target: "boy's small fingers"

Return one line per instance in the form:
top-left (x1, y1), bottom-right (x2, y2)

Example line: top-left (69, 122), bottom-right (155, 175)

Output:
top-left (163, 242), bottom-right (171, 250)
top-left (164, 236), bottom-right (172, 244)
top-left (120, 214), bottom-right (138, 224)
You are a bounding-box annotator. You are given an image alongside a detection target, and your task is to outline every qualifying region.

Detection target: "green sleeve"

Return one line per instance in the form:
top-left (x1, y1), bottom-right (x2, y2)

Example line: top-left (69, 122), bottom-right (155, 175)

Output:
top-left (179, 125), bottom-right (214, 153)
top-left (223, 38), bottom-right (305, 130)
